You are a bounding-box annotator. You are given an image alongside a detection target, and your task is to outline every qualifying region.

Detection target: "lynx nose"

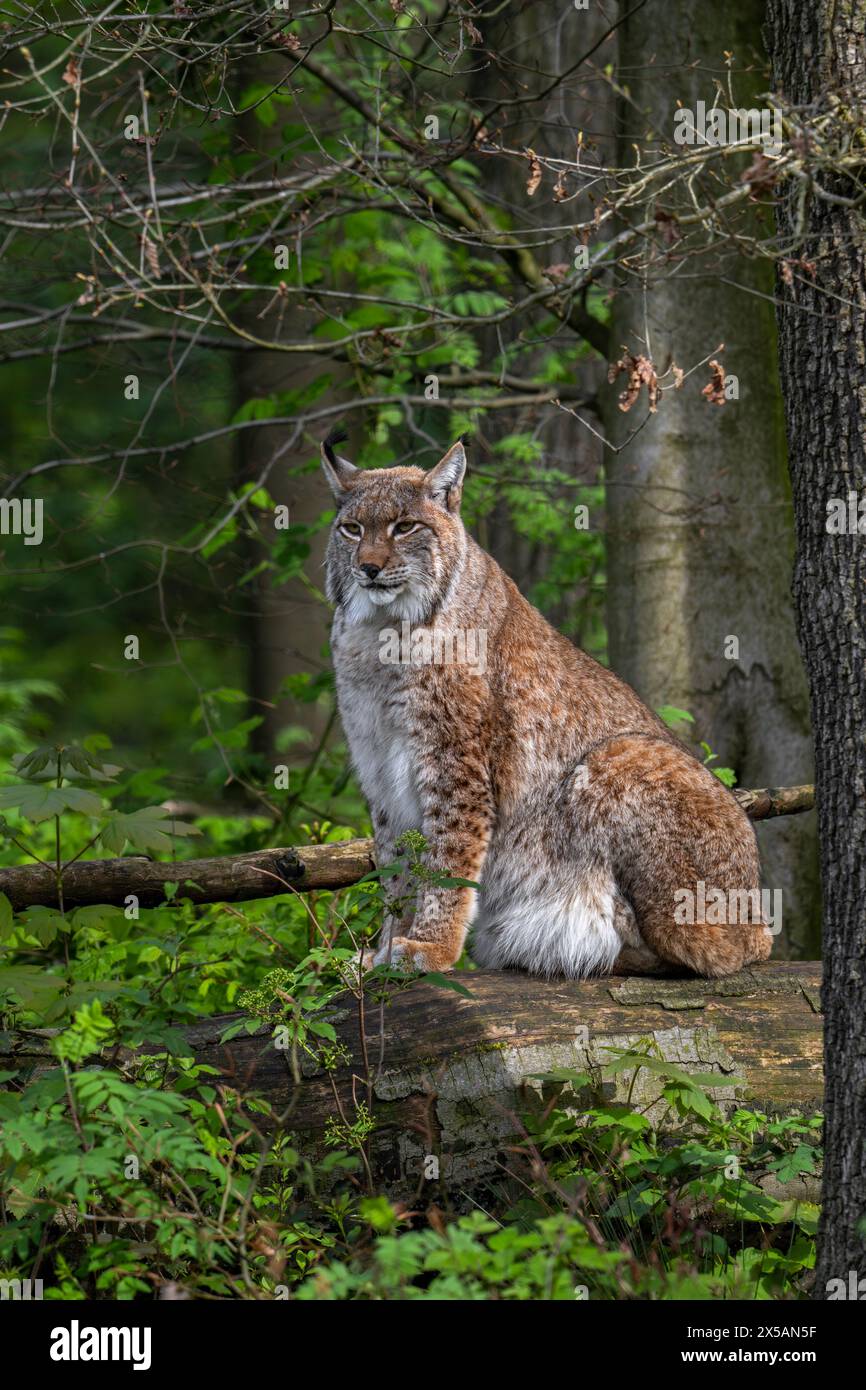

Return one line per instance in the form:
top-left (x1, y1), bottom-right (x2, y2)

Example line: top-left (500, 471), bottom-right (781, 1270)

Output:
top-left (360, 563), bottom-right (382, 580)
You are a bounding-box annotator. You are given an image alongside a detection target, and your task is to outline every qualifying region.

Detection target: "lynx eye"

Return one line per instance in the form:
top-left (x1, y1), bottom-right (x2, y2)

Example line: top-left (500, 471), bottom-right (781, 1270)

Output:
top-left (392, 520), bottom-right (420, 536)
top-left (338, 521), bottom-right (363, 540)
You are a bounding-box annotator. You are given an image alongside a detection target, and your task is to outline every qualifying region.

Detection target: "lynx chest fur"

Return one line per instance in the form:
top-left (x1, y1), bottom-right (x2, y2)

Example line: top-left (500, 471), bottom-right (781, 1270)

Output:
top-left (331, 614), bottom-right (423, 838)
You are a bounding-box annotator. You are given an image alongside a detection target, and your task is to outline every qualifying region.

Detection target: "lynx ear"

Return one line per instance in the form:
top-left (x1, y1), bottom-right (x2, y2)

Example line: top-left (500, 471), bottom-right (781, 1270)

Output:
top-left (320, 428), bottom-right (358, 499)
top-left (424, 437), bottom-right (467, 513)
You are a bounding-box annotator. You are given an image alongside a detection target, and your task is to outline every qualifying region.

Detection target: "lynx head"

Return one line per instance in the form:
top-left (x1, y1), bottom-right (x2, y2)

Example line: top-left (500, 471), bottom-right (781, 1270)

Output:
top-left (320, 431), bottom-right (468, 624)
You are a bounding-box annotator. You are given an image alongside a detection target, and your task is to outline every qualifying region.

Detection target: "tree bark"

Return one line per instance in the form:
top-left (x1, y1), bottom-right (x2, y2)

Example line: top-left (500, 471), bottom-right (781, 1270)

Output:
top-left (2, 963), bottom-right (823, 1198)
top-left (604, 0), bottom-right (820, 958)
top-left (765, 0), bottom-right (866, 1301)
top-left (0, 784), bottom-right (813, 910)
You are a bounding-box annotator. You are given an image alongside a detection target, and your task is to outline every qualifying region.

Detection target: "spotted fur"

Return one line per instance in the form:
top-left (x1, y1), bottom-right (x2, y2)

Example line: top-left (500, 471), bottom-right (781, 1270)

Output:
top-left (321, 435), bottom-right (772, 979)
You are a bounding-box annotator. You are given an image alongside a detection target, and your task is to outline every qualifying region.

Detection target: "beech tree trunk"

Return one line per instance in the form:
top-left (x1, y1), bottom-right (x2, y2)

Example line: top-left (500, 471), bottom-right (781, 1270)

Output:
top-left (604, 0), bottom-right (820, 958)
top-left (765, 0), bottom-right (866, 1302)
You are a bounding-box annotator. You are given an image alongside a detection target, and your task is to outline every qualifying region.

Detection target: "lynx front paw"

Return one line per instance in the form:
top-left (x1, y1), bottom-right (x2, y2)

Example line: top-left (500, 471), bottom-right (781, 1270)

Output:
top-left (373, 937), bottom-right (426, 972)
top-left (373, 937), bottom-right (456, 973)
top-left (340, 947), bottom-right (378, 985)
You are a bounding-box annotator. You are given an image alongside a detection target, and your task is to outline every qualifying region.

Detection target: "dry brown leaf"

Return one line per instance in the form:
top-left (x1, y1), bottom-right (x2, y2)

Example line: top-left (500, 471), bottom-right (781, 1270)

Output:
top-left (272, 29), bottom-right (301, 51)
top-left (142, 230), bottom-right (161, 280)
top-left (525, 150), bottom-right (542, 197)
top-left (700, 358), bottom-right (728, 405)
top-left (741, 152), bottom-right (778, 198)
top-left (781, 256), bottom-right (817, 285)
top-left (608, 348), bottom-right (659, 413)
top-left (426, 1204), bottom-right (447, 1235)
top-left (654, 208), bottom-right (681, 246)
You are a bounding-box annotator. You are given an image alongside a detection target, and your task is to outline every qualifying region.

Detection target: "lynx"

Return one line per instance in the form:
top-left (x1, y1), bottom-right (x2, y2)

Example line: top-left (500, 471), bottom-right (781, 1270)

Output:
top-left (321, 430), bottom-right (772, 979)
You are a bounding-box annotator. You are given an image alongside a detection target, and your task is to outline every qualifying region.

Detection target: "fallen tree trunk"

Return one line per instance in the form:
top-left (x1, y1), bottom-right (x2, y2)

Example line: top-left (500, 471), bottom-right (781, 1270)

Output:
top-left (4, 962), bottom-right (821, 1197)
top-left (0, 784), bottom-right (815, 911)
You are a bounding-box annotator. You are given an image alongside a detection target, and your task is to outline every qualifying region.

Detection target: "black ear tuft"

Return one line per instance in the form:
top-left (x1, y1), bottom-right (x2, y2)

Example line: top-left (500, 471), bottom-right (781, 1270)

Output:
top-left (322, 427), bottom-right (349, 465)
top-left (457, 431), bottom-right (470, 447)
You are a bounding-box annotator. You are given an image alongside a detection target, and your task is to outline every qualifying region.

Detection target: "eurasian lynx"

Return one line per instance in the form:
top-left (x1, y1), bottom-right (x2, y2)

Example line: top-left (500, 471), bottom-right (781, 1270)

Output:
top-left (321, 431), bottom-right (772, 980)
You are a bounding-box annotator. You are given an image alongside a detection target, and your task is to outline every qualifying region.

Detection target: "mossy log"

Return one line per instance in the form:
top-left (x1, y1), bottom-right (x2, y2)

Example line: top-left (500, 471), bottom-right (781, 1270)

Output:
top-left (3, 961), bottom-right (822, 1197)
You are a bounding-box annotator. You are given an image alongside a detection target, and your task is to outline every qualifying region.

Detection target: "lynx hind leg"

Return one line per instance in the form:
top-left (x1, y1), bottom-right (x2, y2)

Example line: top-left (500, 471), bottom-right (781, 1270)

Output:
top-left (624, 816), bottom-right (773, 978)
top-left (625, 809), bottom-right (773, 978)
top-left (609, 896), bottom-right (670, 976)
top-left (585, 734), bottom-right (774, 980)
top-left (609, 898), bottom-right (718, 978)
top-left (636, 910), bottom-right (772, 978)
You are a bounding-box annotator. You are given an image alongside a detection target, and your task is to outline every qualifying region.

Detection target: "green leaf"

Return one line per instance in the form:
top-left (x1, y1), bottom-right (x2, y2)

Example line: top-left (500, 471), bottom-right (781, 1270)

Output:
top-left (100, 806), bottom-right (201, 854)
top-left (12, 746), bottom-right (53, 777)
top-left (308, 1019), bottom-right (337, 1041)
top-left (0, 784), bottom-right (103, 822)
top-left (70, 904), bottom-right (125, 934)
top-left (528, 1067), bottom-right (594, 1088)
top-left (218, 1020), bottom-right (249, 1044)
top-left (0, 965), bottom-right (65, 1011)
top-left (767, 1144), bottom-right (819, 1183)
top-left (663, 1079), bottom-right (715, 1121)
top-left (21, 905), bottom-right (65, 945)
top-left (712, 766), bottom-right (737, 788)
top-left (791, 1202), bottom-right (820, 1235)
top-left (421, 973), bottom-right (475, 998)
top-left (656, 705), bottom-right (695, 729)
top-left (352, 862), bottom-right (405, 884)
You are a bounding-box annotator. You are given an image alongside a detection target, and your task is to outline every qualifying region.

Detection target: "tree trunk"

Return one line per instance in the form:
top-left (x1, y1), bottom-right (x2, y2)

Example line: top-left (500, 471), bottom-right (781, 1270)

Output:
top-left (765, 0), bottom-right (866, 1301)
top-left (604, 0), bottom-right (820, 958)
top-left (3, 963), bottom-right (823, 1199)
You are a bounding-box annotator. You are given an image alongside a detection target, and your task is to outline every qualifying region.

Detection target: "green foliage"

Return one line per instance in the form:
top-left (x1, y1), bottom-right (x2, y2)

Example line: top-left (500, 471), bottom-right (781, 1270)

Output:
top-left (0, 741), bottom-right (199, 861)
top-left (299, 1211), bottom-right (625, 1301)
top-left (657, 706), bottom-right (738, 786)
top-left (298, 1048), bottom-right (820, 1301)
